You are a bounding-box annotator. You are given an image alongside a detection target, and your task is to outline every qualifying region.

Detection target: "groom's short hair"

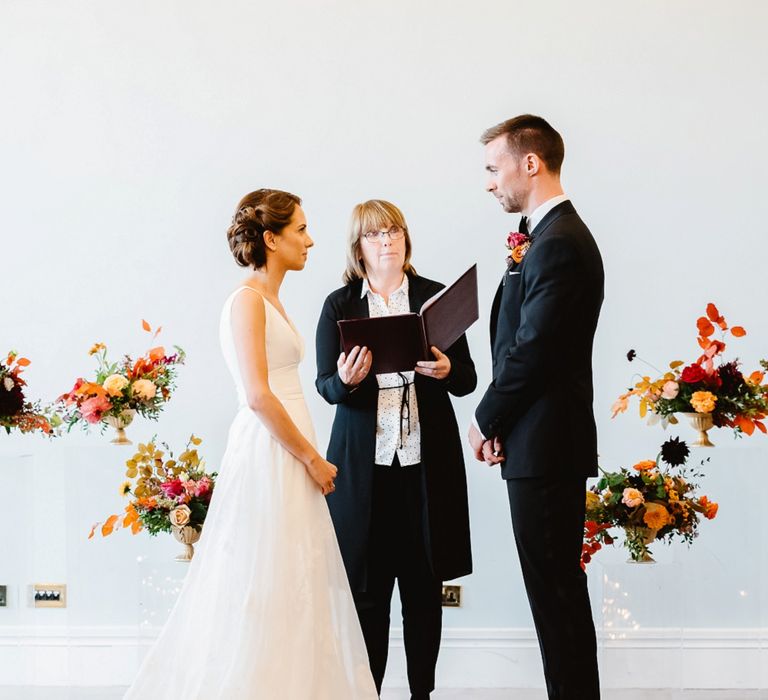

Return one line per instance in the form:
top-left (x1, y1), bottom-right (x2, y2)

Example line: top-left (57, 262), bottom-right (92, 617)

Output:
top-left (481, 115), bottom-right (565, 174)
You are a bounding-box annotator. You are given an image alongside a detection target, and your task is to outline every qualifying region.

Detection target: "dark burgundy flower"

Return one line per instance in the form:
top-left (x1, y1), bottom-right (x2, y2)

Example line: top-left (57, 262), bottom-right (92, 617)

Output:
top-left (626, 349), bottom-right (637, 362)
top-left (660, 437), bottom-right (689, 467)
top-left (0, 381), bottom-right (25, 417)
top-left (718, 360), bottom-right (745, 395)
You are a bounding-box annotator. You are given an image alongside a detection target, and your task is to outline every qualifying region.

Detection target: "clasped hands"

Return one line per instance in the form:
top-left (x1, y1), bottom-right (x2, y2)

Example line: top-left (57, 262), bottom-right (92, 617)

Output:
top-left (337, 345), bottom-right (451, 386)
top-left (468, 423), bottom-right (505, 466)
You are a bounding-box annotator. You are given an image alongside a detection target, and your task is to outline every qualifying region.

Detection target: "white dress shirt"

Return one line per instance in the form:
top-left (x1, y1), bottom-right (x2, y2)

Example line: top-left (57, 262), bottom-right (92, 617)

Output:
top-left (362, 275), bottom-right (422, 466)
top-left (527, 194), bottom-right (569, 234)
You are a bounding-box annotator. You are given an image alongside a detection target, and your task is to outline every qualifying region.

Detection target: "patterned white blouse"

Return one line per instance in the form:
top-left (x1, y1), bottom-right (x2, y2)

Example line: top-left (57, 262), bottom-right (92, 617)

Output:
top-left (361, 275), bottom-right (421, 466)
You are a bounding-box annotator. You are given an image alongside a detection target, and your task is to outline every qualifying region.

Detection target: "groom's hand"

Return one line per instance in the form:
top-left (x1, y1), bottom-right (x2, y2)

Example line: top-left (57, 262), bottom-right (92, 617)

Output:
top-left (482, 437), bottom-right (505, 466)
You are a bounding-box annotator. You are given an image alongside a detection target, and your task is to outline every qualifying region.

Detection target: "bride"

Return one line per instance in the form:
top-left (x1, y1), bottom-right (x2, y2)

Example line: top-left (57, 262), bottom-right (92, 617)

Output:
top-left (124, 189), bottom-right (378, 699)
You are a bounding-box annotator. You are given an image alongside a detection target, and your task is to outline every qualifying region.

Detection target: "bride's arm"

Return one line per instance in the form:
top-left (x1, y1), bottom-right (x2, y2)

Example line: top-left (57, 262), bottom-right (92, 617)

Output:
top-left (231, 290), bottom-right (336, 494)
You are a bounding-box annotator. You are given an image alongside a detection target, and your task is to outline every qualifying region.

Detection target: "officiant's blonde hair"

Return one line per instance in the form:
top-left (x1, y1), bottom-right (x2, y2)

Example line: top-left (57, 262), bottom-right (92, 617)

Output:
top-left (343, 199), bottom-right (417, 284)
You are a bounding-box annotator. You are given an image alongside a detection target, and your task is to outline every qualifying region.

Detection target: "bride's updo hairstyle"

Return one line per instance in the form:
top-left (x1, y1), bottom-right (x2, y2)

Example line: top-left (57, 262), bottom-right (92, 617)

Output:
top-left (227, 189), bottom-right (302, 269)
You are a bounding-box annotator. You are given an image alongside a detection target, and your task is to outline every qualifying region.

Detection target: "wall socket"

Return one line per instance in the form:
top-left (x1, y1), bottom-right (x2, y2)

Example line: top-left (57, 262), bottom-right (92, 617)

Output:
top-left (32, 583), bottom-right (66, 608)
top-left (0, 585), bottom-right (6, 607)
top-left (441, 584), bottom-right (461, 607)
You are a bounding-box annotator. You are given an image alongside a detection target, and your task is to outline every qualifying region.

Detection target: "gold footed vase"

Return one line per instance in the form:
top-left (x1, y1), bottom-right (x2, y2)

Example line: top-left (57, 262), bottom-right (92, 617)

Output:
top-left (680, 412), bottom-right (715, 447)
top-left (172, 525), bottom-right (201, 562)
top-left (104, 409), bottom-right (136, 445)
top-left (625, 526), bottom-right (658, 563)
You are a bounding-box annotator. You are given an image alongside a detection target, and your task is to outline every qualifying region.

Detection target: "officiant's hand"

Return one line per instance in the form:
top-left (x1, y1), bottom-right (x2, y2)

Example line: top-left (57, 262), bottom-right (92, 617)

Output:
top-left (337, 346), bottom-right (372, 386)
top-left (415, 346), bottom-right (451, 380)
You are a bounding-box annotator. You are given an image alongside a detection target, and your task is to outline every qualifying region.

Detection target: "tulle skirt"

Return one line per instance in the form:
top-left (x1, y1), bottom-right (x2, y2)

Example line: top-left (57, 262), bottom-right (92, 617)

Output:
top-left (124, 401), bottom-right (377, 699)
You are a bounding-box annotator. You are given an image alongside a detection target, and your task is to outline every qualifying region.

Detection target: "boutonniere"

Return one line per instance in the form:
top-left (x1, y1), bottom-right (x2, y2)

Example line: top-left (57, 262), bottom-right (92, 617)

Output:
top-left (505, 231), bottom-right (531, 265)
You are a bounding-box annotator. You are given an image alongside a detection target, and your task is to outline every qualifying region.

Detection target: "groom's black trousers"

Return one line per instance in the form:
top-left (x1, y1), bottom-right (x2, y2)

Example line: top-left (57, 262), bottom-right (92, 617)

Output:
top-left (507, 474), bottom-right (600, 700)
top-left (354, 460), bottom-right (442, 699)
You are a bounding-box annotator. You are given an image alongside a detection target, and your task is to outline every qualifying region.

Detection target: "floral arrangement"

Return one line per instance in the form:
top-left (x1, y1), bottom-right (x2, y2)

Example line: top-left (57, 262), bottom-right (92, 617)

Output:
top-left (612, 303), bottom-right (768, 436)
top-left (90, 435), bottom-right (216, 539)
top-left (0, 351), bottom-right (55, 435)
top-left (57, 321), bottom-right (185, 434)
top-left (581, 438), bottom-right (718, 566)
top-left (505, 231), bottom-right (531, 265)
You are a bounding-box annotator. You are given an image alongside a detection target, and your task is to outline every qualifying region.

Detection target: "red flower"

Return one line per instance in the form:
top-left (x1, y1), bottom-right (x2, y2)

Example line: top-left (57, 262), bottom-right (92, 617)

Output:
top-left (680, 364), bottom-right (706, 383)
top-left (507, 232), bottom-right (529, 249)
top-left (160, 479), bottom-right (184, 499)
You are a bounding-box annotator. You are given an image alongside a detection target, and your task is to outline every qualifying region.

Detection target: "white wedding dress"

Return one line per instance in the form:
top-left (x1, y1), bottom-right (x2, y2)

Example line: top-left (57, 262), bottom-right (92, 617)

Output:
top-left (124, 286), bottom-right (378, 699)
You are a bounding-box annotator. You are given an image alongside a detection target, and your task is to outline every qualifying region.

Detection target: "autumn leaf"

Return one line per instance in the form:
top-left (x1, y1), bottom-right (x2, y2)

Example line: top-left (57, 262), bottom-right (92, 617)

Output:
top-left (16, 357), bottom-right (31, 367)
top-left (755, 421), bottom-right (767, 434)
top-left (731, 326), bottom-right (746, 337)
top-left (88, 524), bottom-right (97, 540)
top-left (697, 317), bottom-right (715, 337)
top-left (706, 303), bottom-right (720, 322)
top-left (101, 514), bottom-right (119, 537)
top-left (669, 360), bottom-right (684, 369)
top-left (142, 319), bottom-right (151, 332)
top-left (735, 415), bottom-right (755, 436)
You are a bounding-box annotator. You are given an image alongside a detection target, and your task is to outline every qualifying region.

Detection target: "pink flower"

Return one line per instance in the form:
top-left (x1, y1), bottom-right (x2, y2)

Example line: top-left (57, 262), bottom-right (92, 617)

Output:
top-left (661, 380), bottom-right (679, 400)
top-left (183, 480), bottom-right (198, 495)
top-left (622, 487), bottom-right (644, 508)
top-left (195, 476), bottom-right (212, 498)
top-left (160, 479), bottom-right (184, 499)
top-left (80, 395), bottom-right (112, 424)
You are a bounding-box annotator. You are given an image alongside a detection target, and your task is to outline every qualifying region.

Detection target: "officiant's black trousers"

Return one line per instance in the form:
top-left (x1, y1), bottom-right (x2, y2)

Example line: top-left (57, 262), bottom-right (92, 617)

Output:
top-left (354, 461), bottom-right (442, 699)
top-left (507, 475), bottom-right (600, 700)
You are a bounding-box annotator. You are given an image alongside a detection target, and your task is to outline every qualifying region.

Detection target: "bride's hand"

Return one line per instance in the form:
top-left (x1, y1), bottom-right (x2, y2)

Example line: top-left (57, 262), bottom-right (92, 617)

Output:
top-left (337, 346), bottom-right (372, 386)
top-left (306, 455), bottom-right (338, 496)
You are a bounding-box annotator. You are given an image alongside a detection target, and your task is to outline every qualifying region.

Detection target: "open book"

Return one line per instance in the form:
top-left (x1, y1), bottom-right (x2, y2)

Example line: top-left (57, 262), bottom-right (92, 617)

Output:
top-left (337, 264), bottom-right (478, 374)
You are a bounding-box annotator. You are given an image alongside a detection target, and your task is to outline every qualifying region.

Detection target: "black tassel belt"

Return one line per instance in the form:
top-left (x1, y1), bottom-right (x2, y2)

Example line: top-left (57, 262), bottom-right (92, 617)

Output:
top-left (379, 372), bottom-right (414, 448)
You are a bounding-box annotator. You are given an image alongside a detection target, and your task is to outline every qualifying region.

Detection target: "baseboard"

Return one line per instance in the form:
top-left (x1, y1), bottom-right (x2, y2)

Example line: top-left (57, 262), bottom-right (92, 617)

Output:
top-left (1, 626), bottom-right (766, 689)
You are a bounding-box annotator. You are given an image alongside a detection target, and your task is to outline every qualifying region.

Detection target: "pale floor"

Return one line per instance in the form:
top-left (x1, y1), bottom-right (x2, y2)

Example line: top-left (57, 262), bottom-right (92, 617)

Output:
top-left (0, 689), bottom-right (765, 700)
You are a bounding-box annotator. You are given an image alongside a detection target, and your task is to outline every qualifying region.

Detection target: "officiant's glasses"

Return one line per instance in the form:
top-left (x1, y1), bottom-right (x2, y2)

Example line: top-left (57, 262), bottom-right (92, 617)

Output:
top-left (362, 226), bottom-right (405, 242)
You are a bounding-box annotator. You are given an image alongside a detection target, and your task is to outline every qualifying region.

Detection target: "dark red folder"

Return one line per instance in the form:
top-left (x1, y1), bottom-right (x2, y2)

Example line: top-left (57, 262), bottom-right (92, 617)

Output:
top-left (337, 265), bottom-right (478, 374)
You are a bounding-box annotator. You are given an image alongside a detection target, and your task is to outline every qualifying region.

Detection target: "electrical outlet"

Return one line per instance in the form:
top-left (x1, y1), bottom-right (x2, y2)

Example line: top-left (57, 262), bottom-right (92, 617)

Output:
top-left (441, 584), bottom-right (461, 607)
top-left (0, 585), bottom-right (6, 607)
top-left (32, 584), bottom-right (66, 608)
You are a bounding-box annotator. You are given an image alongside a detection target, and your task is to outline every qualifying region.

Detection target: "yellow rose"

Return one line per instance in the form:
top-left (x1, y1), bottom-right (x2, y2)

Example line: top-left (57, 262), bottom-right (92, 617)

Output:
top-left (103, 374), bottom-right (129, 397)
top-left (690, 390), bottom-right (717, 413)
top-left (132, 379), bottom-right (157, 401)
top-left (169, 505), bottom-right (191, 527)
top-left (622, 488), bottom-right (644, 508)
top-left (643, 502), bottom-right (671, 530)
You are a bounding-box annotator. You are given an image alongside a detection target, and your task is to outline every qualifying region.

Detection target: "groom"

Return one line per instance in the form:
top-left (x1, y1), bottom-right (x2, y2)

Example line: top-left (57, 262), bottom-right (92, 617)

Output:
top-left (468, 115), bottom-right (602, 699)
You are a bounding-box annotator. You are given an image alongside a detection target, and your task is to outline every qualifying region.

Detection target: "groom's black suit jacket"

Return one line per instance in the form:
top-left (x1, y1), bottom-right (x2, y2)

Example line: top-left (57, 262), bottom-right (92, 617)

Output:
top-left (475, 200), bottom-right (603, 479)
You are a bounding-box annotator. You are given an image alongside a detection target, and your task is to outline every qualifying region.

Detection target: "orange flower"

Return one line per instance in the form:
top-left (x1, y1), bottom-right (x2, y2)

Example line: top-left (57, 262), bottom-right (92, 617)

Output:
top-left (699, 496), bottom-right (719, 520)
top-left (690, 390), bottom-right (717, 413)
top-left (633, 460), bottom-right (656, 472)
top-left (643, 502), bottom-right (671, 530)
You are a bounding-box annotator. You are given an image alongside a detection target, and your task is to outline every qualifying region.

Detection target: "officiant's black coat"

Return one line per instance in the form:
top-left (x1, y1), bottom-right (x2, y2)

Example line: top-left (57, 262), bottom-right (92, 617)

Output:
top-left (315, 272), bottom-right (476, 592)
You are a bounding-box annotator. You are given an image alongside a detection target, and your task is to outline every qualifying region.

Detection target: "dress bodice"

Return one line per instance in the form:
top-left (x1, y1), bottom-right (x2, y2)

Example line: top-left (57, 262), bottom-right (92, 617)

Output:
top-left (219, 286), bottom-right (305, 407)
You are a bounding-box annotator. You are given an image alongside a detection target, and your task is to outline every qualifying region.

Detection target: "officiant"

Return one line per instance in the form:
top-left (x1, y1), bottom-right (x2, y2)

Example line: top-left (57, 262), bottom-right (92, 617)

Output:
top-left (315, 199), bottom-right (476, 700)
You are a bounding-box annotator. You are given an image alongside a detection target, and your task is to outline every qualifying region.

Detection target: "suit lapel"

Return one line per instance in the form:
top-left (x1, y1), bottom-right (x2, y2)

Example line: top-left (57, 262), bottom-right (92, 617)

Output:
top-left (528, 200), bottom-right (576, 240)
top-left (489, 278), bottom-right (503, 349)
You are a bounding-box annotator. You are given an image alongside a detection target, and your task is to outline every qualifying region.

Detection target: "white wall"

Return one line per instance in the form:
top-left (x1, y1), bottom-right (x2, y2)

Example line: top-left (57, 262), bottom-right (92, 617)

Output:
top-left (1, 0), bottom-right (767, 688)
